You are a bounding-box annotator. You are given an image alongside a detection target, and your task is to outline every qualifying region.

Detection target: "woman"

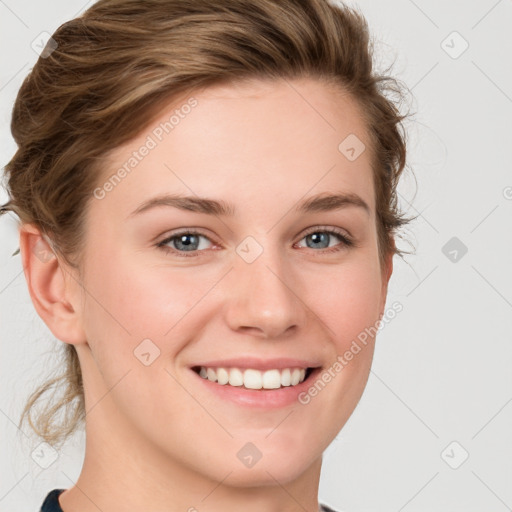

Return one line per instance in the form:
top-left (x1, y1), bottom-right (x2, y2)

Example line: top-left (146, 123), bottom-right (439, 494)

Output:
top-left (1, 0), bottom-right (412, 510)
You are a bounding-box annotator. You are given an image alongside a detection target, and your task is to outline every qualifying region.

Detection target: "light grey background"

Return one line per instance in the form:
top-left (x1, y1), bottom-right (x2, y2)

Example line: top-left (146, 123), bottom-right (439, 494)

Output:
top-left (1, 1), bottom-right (511, 511)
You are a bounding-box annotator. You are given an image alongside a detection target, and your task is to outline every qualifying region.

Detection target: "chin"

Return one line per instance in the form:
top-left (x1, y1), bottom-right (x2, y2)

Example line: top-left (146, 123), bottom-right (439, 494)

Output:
top-left (204, 442), bottom-right (321, 488)
top-left (217, 462), bottom-right (312, 488)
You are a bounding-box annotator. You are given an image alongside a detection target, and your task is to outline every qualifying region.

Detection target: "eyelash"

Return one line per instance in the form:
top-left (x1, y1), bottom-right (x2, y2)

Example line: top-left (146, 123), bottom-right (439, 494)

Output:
top-left (156, 226), bottom-right (355, 258)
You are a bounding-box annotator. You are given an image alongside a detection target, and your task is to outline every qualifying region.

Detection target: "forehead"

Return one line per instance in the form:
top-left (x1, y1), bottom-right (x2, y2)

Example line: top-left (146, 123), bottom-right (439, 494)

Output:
top-left (96, 77), bottom-right (375, 222)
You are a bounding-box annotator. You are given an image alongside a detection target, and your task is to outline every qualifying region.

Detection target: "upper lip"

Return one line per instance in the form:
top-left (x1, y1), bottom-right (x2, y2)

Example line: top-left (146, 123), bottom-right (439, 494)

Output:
top-left (190, 357), bottom-right (322, 371)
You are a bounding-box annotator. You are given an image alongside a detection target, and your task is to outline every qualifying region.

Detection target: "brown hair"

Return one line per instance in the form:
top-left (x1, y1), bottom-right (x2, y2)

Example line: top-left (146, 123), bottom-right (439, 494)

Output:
top-left (1, 0), bottom-right (413, 448)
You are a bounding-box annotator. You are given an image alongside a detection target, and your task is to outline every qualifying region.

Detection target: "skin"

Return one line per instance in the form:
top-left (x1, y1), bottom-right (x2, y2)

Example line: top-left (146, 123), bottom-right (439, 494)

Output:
top-left (20, 77), bottom-right (393, 512)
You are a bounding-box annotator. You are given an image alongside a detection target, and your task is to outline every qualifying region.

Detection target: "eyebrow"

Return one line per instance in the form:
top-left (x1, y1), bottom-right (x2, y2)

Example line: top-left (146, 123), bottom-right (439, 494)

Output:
top-left (128, 191), bottom-right (370, 218)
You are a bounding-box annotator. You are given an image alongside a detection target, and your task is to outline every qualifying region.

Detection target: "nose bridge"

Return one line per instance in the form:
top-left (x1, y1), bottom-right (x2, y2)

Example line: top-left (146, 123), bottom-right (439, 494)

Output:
top-left (224, 238), bottom-right (305, 338)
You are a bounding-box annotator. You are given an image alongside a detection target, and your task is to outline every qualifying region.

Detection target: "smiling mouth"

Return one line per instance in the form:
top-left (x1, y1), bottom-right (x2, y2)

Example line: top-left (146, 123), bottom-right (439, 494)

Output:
top-left (191, 366), bottom-right (317, 390)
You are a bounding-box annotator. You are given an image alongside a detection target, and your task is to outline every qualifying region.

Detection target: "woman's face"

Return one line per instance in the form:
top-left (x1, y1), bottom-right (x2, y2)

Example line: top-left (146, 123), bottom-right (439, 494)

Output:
top-left (72, 77), bottom-right (392, 486)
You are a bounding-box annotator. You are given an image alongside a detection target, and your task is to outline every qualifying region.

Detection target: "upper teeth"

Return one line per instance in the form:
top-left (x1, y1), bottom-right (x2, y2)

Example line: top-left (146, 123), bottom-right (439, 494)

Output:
top-left (197, 367), bottom-right (307, 390)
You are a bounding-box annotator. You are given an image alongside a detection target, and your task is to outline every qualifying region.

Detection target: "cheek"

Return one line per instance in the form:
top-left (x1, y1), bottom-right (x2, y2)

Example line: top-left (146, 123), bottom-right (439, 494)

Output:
top-left (79, 249), bottom-right (217, 372)
top-left (300, 256), bottom-right (382, 414)
top-left (311, 256), bottom-right (384, 349)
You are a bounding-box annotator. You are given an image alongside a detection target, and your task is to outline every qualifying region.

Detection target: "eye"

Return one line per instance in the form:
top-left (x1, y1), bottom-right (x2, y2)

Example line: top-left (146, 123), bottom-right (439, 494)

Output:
top-left (295, 227), bottom-right (354, 253)
top-left (156, 229), bottom-right (215, 257)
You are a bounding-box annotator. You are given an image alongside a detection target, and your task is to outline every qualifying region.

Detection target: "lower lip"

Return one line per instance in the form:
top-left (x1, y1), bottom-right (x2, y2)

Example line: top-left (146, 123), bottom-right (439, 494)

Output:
top-left (191, 367), bottom-right (322, 409)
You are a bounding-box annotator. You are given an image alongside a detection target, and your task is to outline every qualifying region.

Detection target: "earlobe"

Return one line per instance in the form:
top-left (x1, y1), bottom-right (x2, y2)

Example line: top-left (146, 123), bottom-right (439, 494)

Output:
top-left (19, 223), bottom-right (87, 346)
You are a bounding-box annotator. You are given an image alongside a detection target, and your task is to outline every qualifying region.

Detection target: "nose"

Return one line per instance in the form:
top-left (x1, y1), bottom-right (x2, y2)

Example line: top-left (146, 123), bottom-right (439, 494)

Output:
top-left (223, 245), bottom-right (307, 340)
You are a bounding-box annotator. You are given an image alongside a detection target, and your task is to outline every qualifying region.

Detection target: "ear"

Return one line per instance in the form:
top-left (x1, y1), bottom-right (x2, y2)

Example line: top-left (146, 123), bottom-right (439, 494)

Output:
top-left (19, 223), bottom-right (87, 346)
